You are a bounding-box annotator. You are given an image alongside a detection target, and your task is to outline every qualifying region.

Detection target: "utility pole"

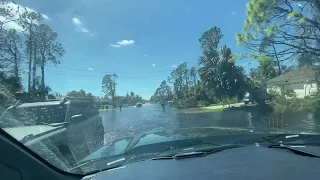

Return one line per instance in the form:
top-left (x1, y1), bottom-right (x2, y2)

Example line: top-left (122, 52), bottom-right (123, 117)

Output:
top-left (112, 74), bottom-right (118, 107)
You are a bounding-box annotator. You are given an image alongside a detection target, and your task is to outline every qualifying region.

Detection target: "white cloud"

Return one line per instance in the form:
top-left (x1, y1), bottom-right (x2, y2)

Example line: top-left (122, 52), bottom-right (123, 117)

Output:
top-left (0, 16), bottom-right (23, 31)
top-left (42, 14), bottom-right (50, 20)
top-left (72, 17), bottom-right (82, 25)
top-left (110, 40), bottom-right (135, 48)
top-left (72, 17), bottom-right (90, 33)
top-left (109, 44), bottom-right (121, 48)
top-left (117, 40), bottom-right (135, 46)
top-left (88, 67), bottom-right (94, 71)
top-left (172, 65), bottom-right (177, 68)
top-left (80, 27), bottom-right (89, 33)
top-left (0, 2), bottom-right (50, 32)
top-left (144, 54), bottom-right (148, 57)
top-left (152, 64), bottom-right (156, 67)
top-left (231, 12), bottom-right (236, 15)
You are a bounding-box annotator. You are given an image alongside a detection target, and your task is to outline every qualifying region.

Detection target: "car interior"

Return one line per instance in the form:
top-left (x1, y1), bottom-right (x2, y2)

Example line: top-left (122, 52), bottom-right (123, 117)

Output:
top-left (3, 124), bottom-right (320, 180)
top-left (0, 128), bottom-right (83, 180)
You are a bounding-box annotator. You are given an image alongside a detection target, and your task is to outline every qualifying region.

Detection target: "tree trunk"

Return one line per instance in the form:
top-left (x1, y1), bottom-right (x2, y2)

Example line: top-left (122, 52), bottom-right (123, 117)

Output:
top-left (28, 26), bottom-right (32, 92)
top-left (32, 43), bottom-right (37, 91)
top-left (41, 55), bottom-right (45, 91)
top-left (272, 44), bottom-right (281, 75)
top-left (28, 45), bottom-right (32, 92)
top-left (32, 60), bottom-right (37, 91)
top-left (14, 53), bottom-right (18, 78)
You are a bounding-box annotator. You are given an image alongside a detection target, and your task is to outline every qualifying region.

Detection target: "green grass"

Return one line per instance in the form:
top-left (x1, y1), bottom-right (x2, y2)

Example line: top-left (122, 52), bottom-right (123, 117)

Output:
top-left (98, 109), bottom-right (114, 112)
top-left (180, 107), bottom-right (224, 114)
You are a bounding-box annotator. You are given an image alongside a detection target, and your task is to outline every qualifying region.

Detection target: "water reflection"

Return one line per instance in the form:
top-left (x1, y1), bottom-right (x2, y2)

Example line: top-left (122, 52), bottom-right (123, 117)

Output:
top-left (100, 104), bottom-right (320, 143)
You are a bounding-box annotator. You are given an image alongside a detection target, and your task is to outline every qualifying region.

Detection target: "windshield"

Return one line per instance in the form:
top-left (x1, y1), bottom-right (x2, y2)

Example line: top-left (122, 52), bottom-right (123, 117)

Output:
top-left (1, 0), bottom-right (320, 175)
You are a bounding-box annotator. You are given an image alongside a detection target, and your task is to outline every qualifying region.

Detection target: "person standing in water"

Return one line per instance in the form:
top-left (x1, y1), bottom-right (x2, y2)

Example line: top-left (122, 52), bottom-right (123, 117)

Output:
top-left (119, 104), bottom-right (122, 111)
top-left (161, 103), bottom-right (165, 112)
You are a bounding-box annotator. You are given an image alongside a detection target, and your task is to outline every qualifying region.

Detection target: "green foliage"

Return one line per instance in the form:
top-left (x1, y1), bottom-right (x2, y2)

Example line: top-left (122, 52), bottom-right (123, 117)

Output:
top-left (239, 0), bottom-right (320, 67)
top-left (67, 89), bottom-right (95, 98)
top-left (268, 87), bottom-right (280, 97)
top-left (2, 29), bottom-right (22, 78)
top-left (265, 27), bottom-right (273, 37)
top-left (116, 92), bottom-right (144, 106)
top-left (102, 74), bottom-right (117, 106)
top-left (36, 24), bottom-right (65, 90)
top-left (258, 57), bottom-right (277, 81)
top-left (198, 27), bottom-right (246, 100)
top-left (287, 12), bottom-right (300, 19)
top-left (151, 26), bottom-right (255, 109)
top-left (312, 99), bottom-right (320, 119)
top-left (167, 62), bottom-right (192, 100)
top-left (199, 26), bottom-right (223, 51)
top-left (284, 89), bottom-right (297, 99)
top-left (150, 80), bottom-right (172, 104)
top-left (197, 100), bottom-right (210, 107)
top-left (221, 97), bottom-right (239, 106)
top-left (48, 94), bottom-right (56, 99)
top-left (297, 53), bottom-right (318, 67)
top-left (0, 1), bottom-right (65, 105)
top-left (298, 17), bottom-right (306, 24)
top-left (270, 97), bottom-right (316, 114)
top-left (247, 52), bottom-right (260, 59)
top-left (175, 96), bottom-right (197, 109)
top-left (229, 53), bottom-right (245, 63)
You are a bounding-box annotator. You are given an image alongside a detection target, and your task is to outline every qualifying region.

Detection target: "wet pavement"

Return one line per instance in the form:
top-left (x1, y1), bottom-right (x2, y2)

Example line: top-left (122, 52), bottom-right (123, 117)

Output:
top-left (101, 104), bottom-right (320, 142)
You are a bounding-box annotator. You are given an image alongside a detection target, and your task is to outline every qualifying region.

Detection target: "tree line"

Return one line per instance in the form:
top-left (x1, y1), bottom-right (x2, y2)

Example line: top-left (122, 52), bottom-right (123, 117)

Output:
top-left (0, 1), bottom-right (65, 105)
top-left (151, 27), bottom-right (247, 108)
top-left (151, 0), bottom-right (320, 108)
top-left (101, 74), bottom-right (145, 107)
top-left (236, 0), bottom-right (319, 78)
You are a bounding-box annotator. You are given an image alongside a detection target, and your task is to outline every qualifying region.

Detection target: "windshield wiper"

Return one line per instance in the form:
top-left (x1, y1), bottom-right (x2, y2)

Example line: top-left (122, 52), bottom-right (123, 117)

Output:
top-left (69, 156), bottom-right (127, 174)
top-left (267, 144), bottom-right (320, 158)
top-left (260, 134), bottom-right (320, 146)
top-left (39, 122), bottom-right (69, 127)
top-left (152, 144), bottom-right (245, 160)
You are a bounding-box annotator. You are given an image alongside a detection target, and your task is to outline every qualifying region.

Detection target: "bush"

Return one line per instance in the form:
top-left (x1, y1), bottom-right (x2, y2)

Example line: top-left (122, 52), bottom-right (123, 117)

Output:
top-left (197, 101), bottom-right (210, 107)
top-left (304, 95), bottom-right (312, 100)
top-left (220, 97), bottom-right (238, 106)
top-left (285, 89), bottom-right (297, 99)
top-left (48, 94), bottom-right (56, 99)
top-left (312, 99), bottom-right (320, 119)
top-left (174, 96), bottom-right (197, 109)
top-left (270, 96), bottom-right (316, 114)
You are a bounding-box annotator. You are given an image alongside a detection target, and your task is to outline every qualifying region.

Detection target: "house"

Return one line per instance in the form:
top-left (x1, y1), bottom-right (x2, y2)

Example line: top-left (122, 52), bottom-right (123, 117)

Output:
top-left (266, 66), bottom-right (319, 98)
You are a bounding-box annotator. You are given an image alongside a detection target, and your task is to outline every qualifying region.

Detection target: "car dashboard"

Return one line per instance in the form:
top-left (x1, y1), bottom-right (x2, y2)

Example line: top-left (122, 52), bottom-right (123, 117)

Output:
top-left (86, 146), bottom-right (320, 180)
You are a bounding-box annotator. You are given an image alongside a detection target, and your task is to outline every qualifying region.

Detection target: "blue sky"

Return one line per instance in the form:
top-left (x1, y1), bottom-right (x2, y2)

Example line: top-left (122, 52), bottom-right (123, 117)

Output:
top-left (15, 0), bottom-right (256, 99)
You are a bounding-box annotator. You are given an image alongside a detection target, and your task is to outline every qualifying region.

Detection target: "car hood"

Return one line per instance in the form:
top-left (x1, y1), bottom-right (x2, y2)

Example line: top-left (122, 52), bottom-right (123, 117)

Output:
top-left (82, 126), bottom-right (255, 161)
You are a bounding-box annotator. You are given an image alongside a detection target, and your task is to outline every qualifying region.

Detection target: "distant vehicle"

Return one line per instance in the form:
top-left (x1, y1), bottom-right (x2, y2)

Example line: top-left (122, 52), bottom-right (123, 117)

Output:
top-left (243, 93), bottom-right (251, 104)
top-left (136, 103), bottom-right (142, 107)
top-left (0, 97), bottom-right (104, 166)
top-left (243, 91), bottom-right (271, 104)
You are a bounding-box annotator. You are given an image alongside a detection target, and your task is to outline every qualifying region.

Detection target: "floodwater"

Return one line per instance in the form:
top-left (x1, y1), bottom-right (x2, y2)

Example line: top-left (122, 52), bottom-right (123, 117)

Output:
top-left (100, 104), bottom-right (320, 141)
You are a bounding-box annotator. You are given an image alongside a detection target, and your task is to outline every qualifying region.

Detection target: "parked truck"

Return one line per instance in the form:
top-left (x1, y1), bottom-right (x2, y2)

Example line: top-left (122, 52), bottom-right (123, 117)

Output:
top-left (0, 97), bottom-right (104, 168)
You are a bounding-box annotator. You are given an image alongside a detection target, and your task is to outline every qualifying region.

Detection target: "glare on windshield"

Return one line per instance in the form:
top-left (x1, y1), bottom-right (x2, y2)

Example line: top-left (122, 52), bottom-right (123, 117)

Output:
top-left (0, 0), bottom-right (320, 175)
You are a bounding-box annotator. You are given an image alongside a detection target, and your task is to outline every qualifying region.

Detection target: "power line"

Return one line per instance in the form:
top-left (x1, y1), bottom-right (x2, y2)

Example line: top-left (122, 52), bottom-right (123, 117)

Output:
top-left (46, 65), bottom-right (173, 75)
top-left (47, 72), bottom-right (167, 79)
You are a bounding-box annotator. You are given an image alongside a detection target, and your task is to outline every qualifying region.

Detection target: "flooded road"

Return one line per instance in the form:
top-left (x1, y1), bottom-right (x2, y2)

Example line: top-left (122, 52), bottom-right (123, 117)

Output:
top-left (100, 104), bottom-right (320, 141)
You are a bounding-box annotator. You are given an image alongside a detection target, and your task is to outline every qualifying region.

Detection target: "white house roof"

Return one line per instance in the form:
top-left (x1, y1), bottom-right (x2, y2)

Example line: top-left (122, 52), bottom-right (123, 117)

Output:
top-left (266, 66), bottom-right (319, 84)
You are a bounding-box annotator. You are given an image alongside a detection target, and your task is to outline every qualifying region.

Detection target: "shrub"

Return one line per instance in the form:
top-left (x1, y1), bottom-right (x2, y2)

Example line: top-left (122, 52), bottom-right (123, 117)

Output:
top-left (285, 89), bottom-right (297, 99)
top-left (197, 100), bottom-right (210, 107)
top-left (268, 87), bottom-right (280, 97)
